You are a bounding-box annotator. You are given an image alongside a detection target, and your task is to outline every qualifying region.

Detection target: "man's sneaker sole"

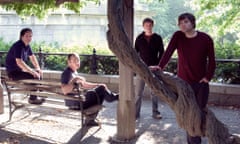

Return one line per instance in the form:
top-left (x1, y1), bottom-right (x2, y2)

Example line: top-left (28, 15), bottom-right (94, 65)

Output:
top-left (152, 114), bottom-right (162, 119)
top-left (28, 98), bottom-right (45, 105)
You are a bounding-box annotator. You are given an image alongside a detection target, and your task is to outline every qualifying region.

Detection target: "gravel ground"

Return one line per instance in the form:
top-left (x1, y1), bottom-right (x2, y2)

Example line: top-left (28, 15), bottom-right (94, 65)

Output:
top-left (0, 95), bottom-right (239, 144)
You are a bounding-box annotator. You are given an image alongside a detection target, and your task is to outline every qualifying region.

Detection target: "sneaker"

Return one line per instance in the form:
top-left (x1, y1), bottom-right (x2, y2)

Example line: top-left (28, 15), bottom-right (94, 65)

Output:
top-left (85, 120), bottom-right (100, 127)
top-left (68, 106), bottom-right (81, 110)
top-left (28, 98), bottom-right (45, 105)
top-left (135, 114), bottom-right (140, 120)
top-left (105, 92), bottom-right (119, 102)
top-left (111, 93), bottom-right (119, 100)
top-left (152, 111), bottom-right (162, 119)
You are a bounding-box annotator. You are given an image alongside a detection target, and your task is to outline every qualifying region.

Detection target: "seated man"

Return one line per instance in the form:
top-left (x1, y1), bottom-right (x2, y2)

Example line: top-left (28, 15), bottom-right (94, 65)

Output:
top-left (5, 28), bottom-right (45, 104)
top-left (61, 53), bottom-right (118, 126)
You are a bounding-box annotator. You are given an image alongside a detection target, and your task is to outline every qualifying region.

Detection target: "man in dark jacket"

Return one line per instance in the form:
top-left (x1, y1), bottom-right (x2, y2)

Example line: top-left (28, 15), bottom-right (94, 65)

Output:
top-left (135, 18), bottom-right (164, 119)
top-left (5, 28), bottom-right (45, 105)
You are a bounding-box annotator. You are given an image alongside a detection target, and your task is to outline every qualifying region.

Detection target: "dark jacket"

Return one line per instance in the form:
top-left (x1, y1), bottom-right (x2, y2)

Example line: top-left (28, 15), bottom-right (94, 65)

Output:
top-left (135, 32), bottom-right (164, 66)
top-left (5, 40), bottom-right (33, 73)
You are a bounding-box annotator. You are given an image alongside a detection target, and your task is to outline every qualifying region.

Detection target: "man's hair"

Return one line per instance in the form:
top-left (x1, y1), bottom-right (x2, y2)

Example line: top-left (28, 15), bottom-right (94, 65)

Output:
top-left (142, 17), bottom-right (154, 26)
top-left (20, 28), bottom-right (32, 39)
top-left (67, 53), bottom-right (79, 60)
top-left (178, 13), bottom-right (196, 28)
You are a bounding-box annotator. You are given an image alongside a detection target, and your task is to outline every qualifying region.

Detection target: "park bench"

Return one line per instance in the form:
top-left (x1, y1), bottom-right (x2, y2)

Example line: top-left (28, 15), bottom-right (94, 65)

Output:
top-left (0, 75), bottom-right (104, 128)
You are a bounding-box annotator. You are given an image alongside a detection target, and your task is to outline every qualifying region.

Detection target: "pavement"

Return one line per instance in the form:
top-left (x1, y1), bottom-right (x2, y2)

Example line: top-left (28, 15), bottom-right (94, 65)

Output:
top-left (0, 94), bottom-right (240, 144)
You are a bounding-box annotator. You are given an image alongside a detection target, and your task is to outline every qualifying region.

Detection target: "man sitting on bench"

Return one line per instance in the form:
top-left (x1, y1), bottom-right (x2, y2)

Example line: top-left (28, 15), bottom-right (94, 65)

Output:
top-left (61, 53), bottom-right (119, 126)
top-left (5, 28), bottom-right (45, 105)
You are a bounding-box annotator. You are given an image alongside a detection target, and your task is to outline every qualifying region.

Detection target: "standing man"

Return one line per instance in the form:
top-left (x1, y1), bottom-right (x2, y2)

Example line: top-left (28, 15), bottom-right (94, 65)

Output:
top-left (5, 28), bottom-right (45, 105)
top-left (150, 13), bottom-right (216, 144)
top-left (135, 18), bottom-right (164, 119)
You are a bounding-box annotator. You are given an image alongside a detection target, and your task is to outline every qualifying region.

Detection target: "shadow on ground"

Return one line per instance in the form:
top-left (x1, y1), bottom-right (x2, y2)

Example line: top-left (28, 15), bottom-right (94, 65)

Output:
top-left (0, 96), bottom-right (239, 144)
top-left (0, 128), bottom-right (50, 144)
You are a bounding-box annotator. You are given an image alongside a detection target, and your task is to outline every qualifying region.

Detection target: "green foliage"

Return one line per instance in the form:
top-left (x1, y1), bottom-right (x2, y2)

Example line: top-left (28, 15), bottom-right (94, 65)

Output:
top-left (214, 63), bottom-right (240, 84)
top-left (139, 0), bottom-right (240, 59)
top-left (35, 42), bottom-right (114, 72)
top-left (139, 0), bottom-right (192, 40)
top-left (215, 41), bottom-right (240, 59)
top-left (186, 0), bottom-right (240, 59)
top-left (0, 38), bottom-right (114, 73)
top-left (3, 0), bottom-right (56, 19)
top-left (0, 38), bottom-right (12, 66)
top-left (0, 39), bottom-right (239, 82)
top-left (1, 0), bottom-right (100, 19)
top-left (44, 55), bottom-right (66, 70)
top-left (138, 0), bottom-right (164, 2)
top-left (97, 56), bottom-right (118, 74)
top-left (0, 0), bottom-right (239, 80)
top-left (0, 38), bottom-right (12, 51)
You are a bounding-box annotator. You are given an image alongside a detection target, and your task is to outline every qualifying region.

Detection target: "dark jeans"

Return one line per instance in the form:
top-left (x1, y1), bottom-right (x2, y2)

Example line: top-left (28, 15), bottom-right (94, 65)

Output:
top-left (187, 82), bottom-right (209, 144)
top-left (65, 86), bottom-right (108, 110)
top-left (135, 76), bottom-right (159, 118)
top-left (7, 70), bottom-right (38, 100)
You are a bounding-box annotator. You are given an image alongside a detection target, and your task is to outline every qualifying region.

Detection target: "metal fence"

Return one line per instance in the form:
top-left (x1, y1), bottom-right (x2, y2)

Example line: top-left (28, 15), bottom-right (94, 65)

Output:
top-left (0, 49), bottom-right (239, 84)
top-left (0, 48), bottom-right (119, 75)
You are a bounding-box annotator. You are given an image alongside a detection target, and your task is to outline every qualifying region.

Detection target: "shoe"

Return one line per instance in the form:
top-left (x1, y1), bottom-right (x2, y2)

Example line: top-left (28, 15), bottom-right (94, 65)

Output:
top-left (68, 106), bottom-right (81, 110)
top-left (112, 93), bottom-right (119, 100)
top-left (135, 114), bottom-right (140, 120)
top-left (85, 120), bottom-right (100, 127)
top-left (28, 98), bottom-right (45, 105)
top-left (105, 92), bottom-right (119, 102)
top-left (152, 111), bottom-right (162, 119)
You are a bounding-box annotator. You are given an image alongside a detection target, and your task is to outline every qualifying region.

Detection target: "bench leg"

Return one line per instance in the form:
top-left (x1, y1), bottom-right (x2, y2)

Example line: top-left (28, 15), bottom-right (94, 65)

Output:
top-left (7, 91), bottom-right (13, 121)
top-left (80, 101), bottom-right (84, 127)
top-left (6, 91), bottom-right (24, 121)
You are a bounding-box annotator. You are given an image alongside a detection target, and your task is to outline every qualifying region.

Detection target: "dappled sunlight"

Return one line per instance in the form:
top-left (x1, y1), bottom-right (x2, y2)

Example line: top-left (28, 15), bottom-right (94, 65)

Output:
top-left (0, 97), bottom-right (239, 143)
top-left (163, 123), bottom-right (173, 130)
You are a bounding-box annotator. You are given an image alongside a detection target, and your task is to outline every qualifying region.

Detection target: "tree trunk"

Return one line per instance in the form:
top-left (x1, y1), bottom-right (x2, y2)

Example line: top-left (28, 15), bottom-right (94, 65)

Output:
top-left (107, 0), bottom-right (240, 143)
top-left (116, 0), bottom-right (136, 140)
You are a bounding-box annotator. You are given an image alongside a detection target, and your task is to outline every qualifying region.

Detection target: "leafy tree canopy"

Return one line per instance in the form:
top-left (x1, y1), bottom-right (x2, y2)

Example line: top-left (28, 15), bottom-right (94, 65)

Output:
top-left (0, 0), bottom-right (100, 19)
top-left (186, 0), bottom-right (240, 43)
top-left (139, 0), bottom-right (192, 40)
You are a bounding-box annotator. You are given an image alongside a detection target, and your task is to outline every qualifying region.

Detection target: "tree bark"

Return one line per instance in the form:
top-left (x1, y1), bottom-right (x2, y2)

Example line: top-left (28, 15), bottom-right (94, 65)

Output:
top-left (107, 0), bottom-right (240, 143)
top-left (116, 0), bottom-right (135, 140)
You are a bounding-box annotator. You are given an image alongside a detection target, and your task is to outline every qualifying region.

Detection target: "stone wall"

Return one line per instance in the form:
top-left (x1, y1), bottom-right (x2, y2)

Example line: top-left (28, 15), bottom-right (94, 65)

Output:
top-left (0, 1), bottom-right (151, 48)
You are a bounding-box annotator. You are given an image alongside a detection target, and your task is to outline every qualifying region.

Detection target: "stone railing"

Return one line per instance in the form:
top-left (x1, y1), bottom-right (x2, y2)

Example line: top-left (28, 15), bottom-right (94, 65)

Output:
top-left (208, 83), bottom-right (240, 107)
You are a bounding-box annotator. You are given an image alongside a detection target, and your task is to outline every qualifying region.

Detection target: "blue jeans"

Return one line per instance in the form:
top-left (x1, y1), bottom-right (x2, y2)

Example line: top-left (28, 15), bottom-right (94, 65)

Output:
top-left (187, 82), bottom-right (209, 144)
top-left (135, 76), bottom-right (159, 118)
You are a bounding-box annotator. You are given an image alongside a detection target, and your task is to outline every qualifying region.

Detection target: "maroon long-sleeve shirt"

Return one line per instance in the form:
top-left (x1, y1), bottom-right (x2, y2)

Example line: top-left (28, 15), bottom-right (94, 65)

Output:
top-left (158, 31), bottom-right (216, 84)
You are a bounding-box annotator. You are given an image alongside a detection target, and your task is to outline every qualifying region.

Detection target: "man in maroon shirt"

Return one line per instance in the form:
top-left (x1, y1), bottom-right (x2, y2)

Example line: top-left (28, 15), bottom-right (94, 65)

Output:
top-left (150, 13), bottom-right (216, 144)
